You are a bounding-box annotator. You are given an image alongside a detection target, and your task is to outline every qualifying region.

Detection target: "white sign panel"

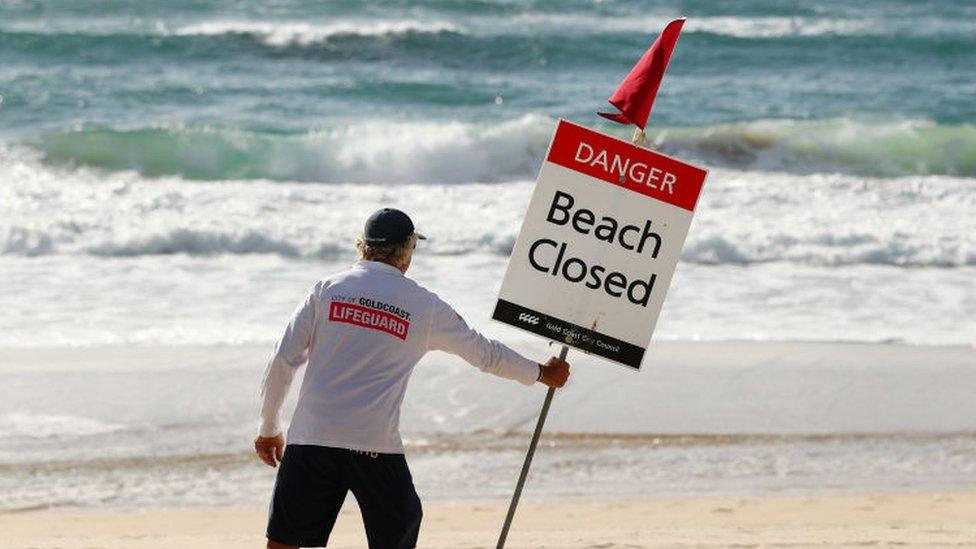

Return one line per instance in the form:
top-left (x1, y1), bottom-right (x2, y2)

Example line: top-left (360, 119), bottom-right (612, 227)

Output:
top-left (493, 120), bottom-right (707, 370)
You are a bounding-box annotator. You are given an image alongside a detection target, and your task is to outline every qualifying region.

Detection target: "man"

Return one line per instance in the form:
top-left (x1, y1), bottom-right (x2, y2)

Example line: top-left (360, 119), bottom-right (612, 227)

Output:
top-left (254, 208), bottom-right (571, 549)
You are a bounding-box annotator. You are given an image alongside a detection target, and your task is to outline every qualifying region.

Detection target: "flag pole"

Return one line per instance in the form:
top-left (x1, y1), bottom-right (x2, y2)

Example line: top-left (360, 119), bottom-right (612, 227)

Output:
top-left (495, 344), bottom-right (569, 549)
top-left (495, 122), bottom-right (643, 548)
top-left (632, 127), bottom-right (646, 146)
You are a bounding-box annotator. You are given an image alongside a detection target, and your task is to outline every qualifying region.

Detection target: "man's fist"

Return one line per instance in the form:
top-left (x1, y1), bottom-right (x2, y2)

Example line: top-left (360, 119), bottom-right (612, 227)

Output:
top-left (538, 356), bottom-right (570, 388)
top-left (254, 433), bottom-right (285, 467)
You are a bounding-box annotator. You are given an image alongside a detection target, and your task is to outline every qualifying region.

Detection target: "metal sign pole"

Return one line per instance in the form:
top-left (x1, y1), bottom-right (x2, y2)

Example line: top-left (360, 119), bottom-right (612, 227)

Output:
top-left (495, 344), bottom-right (569, 549)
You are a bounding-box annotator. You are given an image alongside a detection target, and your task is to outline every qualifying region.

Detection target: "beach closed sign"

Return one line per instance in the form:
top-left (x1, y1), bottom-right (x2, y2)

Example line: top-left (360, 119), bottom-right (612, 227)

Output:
top-left (493, 120), bottom-right (707, 370)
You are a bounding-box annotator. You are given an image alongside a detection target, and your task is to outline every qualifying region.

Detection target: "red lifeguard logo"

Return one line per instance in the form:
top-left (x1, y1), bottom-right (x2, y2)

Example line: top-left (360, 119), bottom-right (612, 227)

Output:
top-left (546, 120), bottom-right (707, 212)
top-left (329, 301), bottom-right (409, 340)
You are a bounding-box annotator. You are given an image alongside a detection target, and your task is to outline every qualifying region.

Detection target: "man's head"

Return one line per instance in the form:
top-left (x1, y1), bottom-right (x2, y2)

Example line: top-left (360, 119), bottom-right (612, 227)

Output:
top-left (356, 208), bottom-right (425, 274)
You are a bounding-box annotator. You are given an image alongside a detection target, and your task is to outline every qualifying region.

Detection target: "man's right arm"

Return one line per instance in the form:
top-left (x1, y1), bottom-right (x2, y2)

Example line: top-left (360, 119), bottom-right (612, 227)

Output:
top-left (258, 287), bottom-right (317, 439)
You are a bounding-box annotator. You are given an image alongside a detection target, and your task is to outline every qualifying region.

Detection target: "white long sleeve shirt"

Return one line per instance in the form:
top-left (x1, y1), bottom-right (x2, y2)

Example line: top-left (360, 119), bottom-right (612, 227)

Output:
top-left (259, 260), bottom-right (540, 453)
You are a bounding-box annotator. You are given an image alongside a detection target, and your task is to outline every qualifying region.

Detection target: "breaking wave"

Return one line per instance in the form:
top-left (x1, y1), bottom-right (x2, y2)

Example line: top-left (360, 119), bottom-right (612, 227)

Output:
top-left (29, 116), bottom-right (553, 184)
top-left (5, 118), bottom-right (974, 268)
top-left (171, 20), bottom-right (464, 47)
top-left (26, 117), bottom-right (976, 183)
top-left (658, 118), bottom-right (976, 177)
top-left (9, 230), bottom-right (968, 267)
top-left (681, 235), bottom-right (976, 268)
top-left (512, 14), bottom-right (877, 38)
top-left (0, 413), bottom-right (125, 439)
top-left (2, 178), bottom-right (973, 266)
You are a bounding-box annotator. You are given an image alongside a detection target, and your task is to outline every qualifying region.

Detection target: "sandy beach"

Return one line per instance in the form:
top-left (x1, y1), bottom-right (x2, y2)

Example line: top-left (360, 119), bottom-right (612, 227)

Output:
top-left (3, 491), bottom-right (975, 548)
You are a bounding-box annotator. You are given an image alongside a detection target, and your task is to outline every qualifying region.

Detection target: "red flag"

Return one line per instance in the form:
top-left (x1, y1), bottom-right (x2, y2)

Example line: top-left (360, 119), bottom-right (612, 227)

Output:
top-left (598, 18), bottom-right (685, 130)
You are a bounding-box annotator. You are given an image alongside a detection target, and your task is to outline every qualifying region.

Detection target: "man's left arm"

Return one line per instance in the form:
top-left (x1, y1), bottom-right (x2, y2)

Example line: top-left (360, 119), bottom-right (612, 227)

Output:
top-left (426, 296), bottom-right (568, 387)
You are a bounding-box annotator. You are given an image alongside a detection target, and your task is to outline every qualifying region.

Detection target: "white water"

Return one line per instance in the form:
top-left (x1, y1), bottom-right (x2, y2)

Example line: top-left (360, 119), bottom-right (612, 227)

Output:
top-left (3, 141), bottom-right (974, 265)
top-left (2, 139), bottom-right (974, 348)
top-left (10, 13), bottom-right (974, 41)
top-left (172, 20), bottom-right (464, 46)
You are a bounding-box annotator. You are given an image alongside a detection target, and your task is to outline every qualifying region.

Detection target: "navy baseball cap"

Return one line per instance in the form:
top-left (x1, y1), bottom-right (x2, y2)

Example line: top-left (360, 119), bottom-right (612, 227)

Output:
top-left (363, 208), bottom-right (426, 245)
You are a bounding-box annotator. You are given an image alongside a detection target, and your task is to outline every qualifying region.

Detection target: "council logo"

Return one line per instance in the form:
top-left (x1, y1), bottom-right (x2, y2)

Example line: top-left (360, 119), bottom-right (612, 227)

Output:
top-left (518, 313), bottom-right (540, 325)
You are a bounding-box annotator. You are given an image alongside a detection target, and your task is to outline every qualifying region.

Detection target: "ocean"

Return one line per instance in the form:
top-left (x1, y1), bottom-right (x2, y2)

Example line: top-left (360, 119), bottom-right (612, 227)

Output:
top-left (1, 0), bottom-right (974, 511)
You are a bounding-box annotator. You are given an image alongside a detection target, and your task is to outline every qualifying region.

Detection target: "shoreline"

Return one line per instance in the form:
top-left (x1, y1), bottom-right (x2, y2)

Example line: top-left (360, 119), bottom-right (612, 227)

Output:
top-left (3, 340), bottom-right (976, 511)
top-left (2, 491), bottom-right (975, 548)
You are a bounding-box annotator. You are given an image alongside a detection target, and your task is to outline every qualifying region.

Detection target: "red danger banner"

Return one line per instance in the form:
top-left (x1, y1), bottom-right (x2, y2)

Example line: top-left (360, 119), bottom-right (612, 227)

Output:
top-left (546, 120), bottom-right (706, 211)
top-left (329, 301), bottom-right (409, 340)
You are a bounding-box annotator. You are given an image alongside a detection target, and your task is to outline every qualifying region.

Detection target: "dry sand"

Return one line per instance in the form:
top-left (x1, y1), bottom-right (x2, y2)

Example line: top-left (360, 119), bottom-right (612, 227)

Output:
top-left (2, 491), bottom-right (975, 548)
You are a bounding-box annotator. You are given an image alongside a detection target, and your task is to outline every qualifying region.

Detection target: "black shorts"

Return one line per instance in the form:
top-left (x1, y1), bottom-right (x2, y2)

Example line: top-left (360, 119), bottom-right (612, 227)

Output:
top-left (266, 445), bottom-right (422, 548)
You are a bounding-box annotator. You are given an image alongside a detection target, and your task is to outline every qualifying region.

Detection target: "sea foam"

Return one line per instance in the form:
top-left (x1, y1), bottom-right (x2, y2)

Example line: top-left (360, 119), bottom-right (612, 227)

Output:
top-left (0, 413), bottom-right (124, 439)
top-left (2, 140), bottom-right (974, 268)
top-left (172, 20), bottom-right (464, 47)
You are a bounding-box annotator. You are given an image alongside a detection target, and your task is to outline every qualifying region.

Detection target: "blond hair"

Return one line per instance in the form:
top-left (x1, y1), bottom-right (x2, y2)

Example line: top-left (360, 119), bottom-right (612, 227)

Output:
top-left (356, 234), bottom-right (418, 268)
